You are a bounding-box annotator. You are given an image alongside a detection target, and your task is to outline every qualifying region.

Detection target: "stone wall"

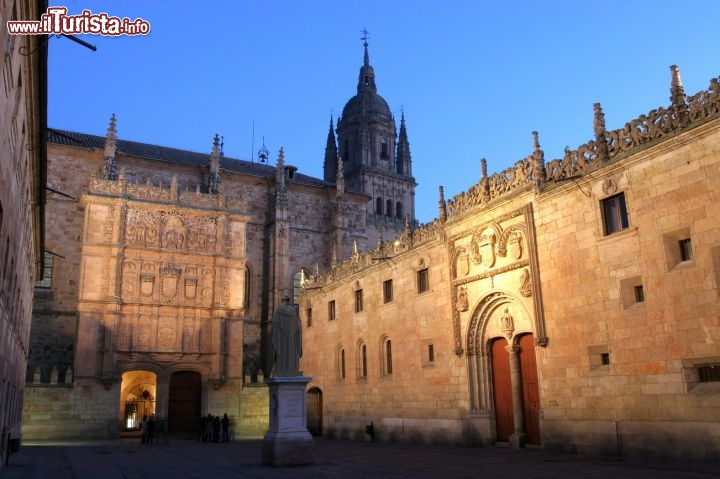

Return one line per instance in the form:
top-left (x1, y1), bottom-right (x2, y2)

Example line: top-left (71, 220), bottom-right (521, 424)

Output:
top-left (298, 73), bottom-right (720, 458)
top-left (0, 0), bottom-right (45, 467)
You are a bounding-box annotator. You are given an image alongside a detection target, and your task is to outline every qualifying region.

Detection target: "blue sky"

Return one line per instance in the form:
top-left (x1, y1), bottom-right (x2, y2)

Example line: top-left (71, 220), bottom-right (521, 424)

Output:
top-left (48, 0), bottom-right (720, 223)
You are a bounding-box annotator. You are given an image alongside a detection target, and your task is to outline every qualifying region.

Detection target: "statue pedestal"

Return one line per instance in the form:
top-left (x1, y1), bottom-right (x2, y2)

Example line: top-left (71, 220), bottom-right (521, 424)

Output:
top-left (261, 376), bottom-right (316, 466)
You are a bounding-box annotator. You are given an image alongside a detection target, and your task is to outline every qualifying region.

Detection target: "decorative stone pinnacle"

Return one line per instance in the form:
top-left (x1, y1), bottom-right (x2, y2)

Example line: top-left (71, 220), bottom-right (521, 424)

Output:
top-left (670, 65), bottom-right (686, 105)
top-left (102, 113), bottom-right (118, 180)
top-left (439, 186), bottom-right (447, 223)
top-left (481, 158), bottom-right (488, 179)
top-left (208, 134), bottom-right (221, 194)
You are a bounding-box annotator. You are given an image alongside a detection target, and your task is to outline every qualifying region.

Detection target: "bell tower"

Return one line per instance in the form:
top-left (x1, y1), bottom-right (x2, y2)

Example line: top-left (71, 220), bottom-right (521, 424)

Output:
top-left (332, 30), bottom-right (416, 246)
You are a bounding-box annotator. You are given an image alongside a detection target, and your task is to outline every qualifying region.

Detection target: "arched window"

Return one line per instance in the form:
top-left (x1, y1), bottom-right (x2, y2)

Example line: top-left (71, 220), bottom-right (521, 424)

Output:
top-left (395, 202), bottom-right (403, 219)
top-left (376, 197), bottom-right (383, 215)
top-left (380, 138), bottom-right (388, 159)
top-left (386, 199), bottom-right (392, 217)
top-left (358, 342), bottom-right (368, 379)
top-left (243, 265), bottom-right (251, 309)
top-left (384, 338), bottom-right (393, 375)
top-left (339, 347), bottom-right (346, 380)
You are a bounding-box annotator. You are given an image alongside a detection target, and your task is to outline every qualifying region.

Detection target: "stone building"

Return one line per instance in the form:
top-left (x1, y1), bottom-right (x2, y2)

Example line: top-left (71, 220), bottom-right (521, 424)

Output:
top-left (22, 42), bottom-right (414, 439)
top-left (0, 0), bottom-right (47, 468)
top-left (299, 67), bottom-right (720, 459)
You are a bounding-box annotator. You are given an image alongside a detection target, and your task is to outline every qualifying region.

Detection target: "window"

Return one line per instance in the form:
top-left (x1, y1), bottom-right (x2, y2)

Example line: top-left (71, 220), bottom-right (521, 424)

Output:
top-left (35, 251), bottom-right (54, 289)
top-left (360, 344), bottom-right (368, 378)
top-left (306, 307), bottom-right (312, 328)
top-left (421, 339), bottom-right (435, 368)
top-left (588, 344), bottom-right (611, 372)
top-left (383, 279), bottom-right (393, 303)
top-left (328, 300), bottom-right (336, 321)
top-left (698, 364), bottom-right (720, 382)
top-left (620, 275), bottom-right (644, 309)
top-left (633, 285), bottom-right (645, 302)
top-left (339, 348), bottom-right (346, 380)
top-left (679, 238), bottom-right (693, 262)
top-left (384, 339), bottom-right (393, 375)
top-left (396, 201), bottom-right (403, 219)
top-left (663, 227), bottom-right (693, 271)
top-left (417, 268), bottom-right (429, 294)
top-left (600, 353), bottom-right (610, 365)
top-left (376, 197), bottom-right (383, 215)
top-left (386, 199), bottom-right (392, 217)
top-left (601, 192), bottom-right (629, 235)
top-left (355, 289), bottom-right (363, 313)
top-left (380, 138), bottom-right (388, 159)
top-left (243, 266), bottom-right (251, 309)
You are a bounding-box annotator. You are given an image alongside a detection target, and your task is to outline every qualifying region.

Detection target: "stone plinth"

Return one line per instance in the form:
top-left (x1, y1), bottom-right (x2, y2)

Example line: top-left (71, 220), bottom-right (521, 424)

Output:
top-left (261, 376), bottom-right (315, 466)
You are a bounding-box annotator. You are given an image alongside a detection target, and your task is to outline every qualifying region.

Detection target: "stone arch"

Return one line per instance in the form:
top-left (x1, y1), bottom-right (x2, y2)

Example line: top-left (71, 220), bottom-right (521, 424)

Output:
top-left (497, 222), bottom-right (527, 258)
top-left (465, 290), bottom-right (533, 412)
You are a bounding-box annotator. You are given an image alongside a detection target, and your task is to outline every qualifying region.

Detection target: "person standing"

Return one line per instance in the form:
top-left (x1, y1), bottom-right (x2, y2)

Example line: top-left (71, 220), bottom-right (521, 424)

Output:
top-left (221, 413), bottom-right (230, 443)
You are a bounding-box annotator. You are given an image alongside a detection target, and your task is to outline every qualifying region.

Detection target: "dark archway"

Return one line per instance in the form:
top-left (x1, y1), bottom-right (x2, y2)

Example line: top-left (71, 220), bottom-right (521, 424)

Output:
top-left (168, 371), bottom-right (201, 434)
top-left (307, 387), bottom-right (323, 436)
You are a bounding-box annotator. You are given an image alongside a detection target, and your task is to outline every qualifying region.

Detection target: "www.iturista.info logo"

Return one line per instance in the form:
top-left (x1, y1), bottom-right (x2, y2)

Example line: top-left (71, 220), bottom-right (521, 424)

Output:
top-left (7, 6), bottom-right (150, 36)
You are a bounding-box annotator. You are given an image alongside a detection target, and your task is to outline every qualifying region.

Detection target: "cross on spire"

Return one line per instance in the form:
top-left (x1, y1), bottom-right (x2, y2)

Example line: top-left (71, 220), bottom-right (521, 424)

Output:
top-left (361, 27), bottom-right (369, 46)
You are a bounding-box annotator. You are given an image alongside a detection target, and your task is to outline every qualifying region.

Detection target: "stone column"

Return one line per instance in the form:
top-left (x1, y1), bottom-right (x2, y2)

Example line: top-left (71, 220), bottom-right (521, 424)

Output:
top-left (261, 376), bottom-right (315, 466)
top-left (506, 343), bottom-right (528, 448)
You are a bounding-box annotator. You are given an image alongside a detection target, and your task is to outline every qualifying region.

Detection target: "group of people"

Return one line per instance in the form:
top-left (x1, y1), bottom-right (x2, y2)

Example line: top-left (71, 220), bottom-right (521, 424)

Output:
top-left (139, 415), bottom-right (156, 444)
top-left (198, 413), bottom-right (230, 443)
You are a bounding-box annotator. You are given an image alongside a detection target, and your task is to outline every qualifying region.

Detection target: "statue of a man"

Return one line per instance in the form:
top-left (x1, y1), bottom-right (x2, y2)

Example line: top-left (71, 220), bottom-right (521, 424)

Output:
top-left (271, 296), bottom-right (302, 376)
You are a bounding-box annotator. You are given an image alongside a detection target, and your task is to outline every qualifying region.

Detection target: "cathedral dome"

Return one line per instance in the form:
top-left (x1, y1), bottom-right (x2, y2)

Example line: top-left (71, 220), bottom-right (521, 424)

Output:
top-left (338, 42), bottom-right (394, 126)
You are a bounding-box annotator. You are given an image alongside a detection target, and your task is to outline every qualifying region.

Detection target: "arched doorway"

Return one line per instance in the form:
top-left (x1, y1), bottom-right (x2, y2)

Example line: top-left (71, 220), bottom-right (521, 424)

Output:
top-left (466, 291), bottom-right (541, 446)
top-left (490, 338), bottom-right (513, 441)
top-left (167, 371), bottom-right (202, 434)
top-left (517, 334), bottom-right (540, 444)
top-left (119, 371), bottom-right (157, 431)
top-left (307, 387), bottom-right (323, 436)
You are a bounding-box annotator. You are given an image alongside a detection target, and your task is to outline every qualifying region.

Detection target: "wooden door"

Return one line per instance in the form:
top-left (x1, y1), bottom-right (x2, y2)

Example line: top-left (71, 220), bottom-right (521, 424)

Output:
top-left (168, 371), bottom-right (201, 434)
top-left (491, 338), bottom-right (513, 441)
top-left (306, 387), bottom-right (323, 436)
top-left (518, 334), bottom-right (541, 444)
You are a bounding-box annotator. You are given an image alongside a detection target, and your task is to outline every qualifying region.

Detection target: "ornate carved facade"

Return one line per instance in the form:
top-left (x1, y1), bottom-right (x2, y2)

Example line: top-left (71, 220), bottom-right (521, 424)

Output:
top-left (23, 41), bottom-right (414, 440)
top-left (299, 67), bottom-right (720, 459)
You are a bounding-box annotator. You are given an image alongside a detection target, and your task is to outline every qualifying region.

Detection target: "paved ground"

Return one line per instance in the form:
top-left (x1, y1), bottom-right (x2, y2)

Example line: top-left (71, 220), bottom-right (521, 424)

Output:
top-left (1, 437), bottom-right (719, 479)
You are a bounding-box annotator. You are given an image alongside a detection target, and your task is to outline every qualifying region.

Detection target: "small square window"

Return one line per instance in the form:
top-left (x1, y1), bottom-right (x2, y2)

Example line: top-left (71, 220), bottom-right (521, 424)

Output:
top-left (383, 279), bottom-right (393, 303)
top-left (679, 238), bottom-right (693, 262)
top-left (633, 285), bottom-right (645, 303)
top-left (600, 353), bottom-right (610, 365)
top-left (664, 228), bottom-right (693, 271)
top-left (698, 363), bottom-right (720, 382)
top-left (620, 276), bottom-right (645, 309)
top-left (588, 344), bottom-right (611, 371)
top-left (355, 289), bottom-right (363, 313)
top-left (601, 192), bottom-right (629, 236)
top-left (328, 300), bottom-right (336, 321)
top-left (417, 268), bottom-right (429, 294)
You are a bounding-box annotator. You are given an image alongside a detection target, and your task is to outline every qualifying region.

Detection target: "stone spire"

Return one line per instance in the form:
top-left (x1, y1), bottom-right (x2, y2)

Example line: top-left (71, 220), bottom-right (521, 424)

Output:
top-left (323, 116), bottom-right (338, 181)
top-left (275, 148), bottom-right (287, 209)
top-left (438, 186), bottom-right (447, 223)
top-left (357, 29), bottom-right (377, 95)
top-left (396, 110), bottom-right (411, 175)
top-left (208, 134), bottom-right (221, 194)
top-left (531, 131), bottom-right (546, 185)
top-left (593, 103), bottom-right (610, 162)
top-left (101, 113), bottom-right (118, 180)
top-left (670, 65), bottom-right (689, 126)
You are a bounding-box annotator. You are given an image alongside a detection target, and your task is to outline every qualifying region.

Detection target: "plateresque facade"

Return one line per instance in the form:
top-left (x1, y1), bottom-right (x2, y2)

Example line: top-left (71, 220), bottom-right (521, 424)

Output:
top-left (299, 67), bottom-right (720, 458)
